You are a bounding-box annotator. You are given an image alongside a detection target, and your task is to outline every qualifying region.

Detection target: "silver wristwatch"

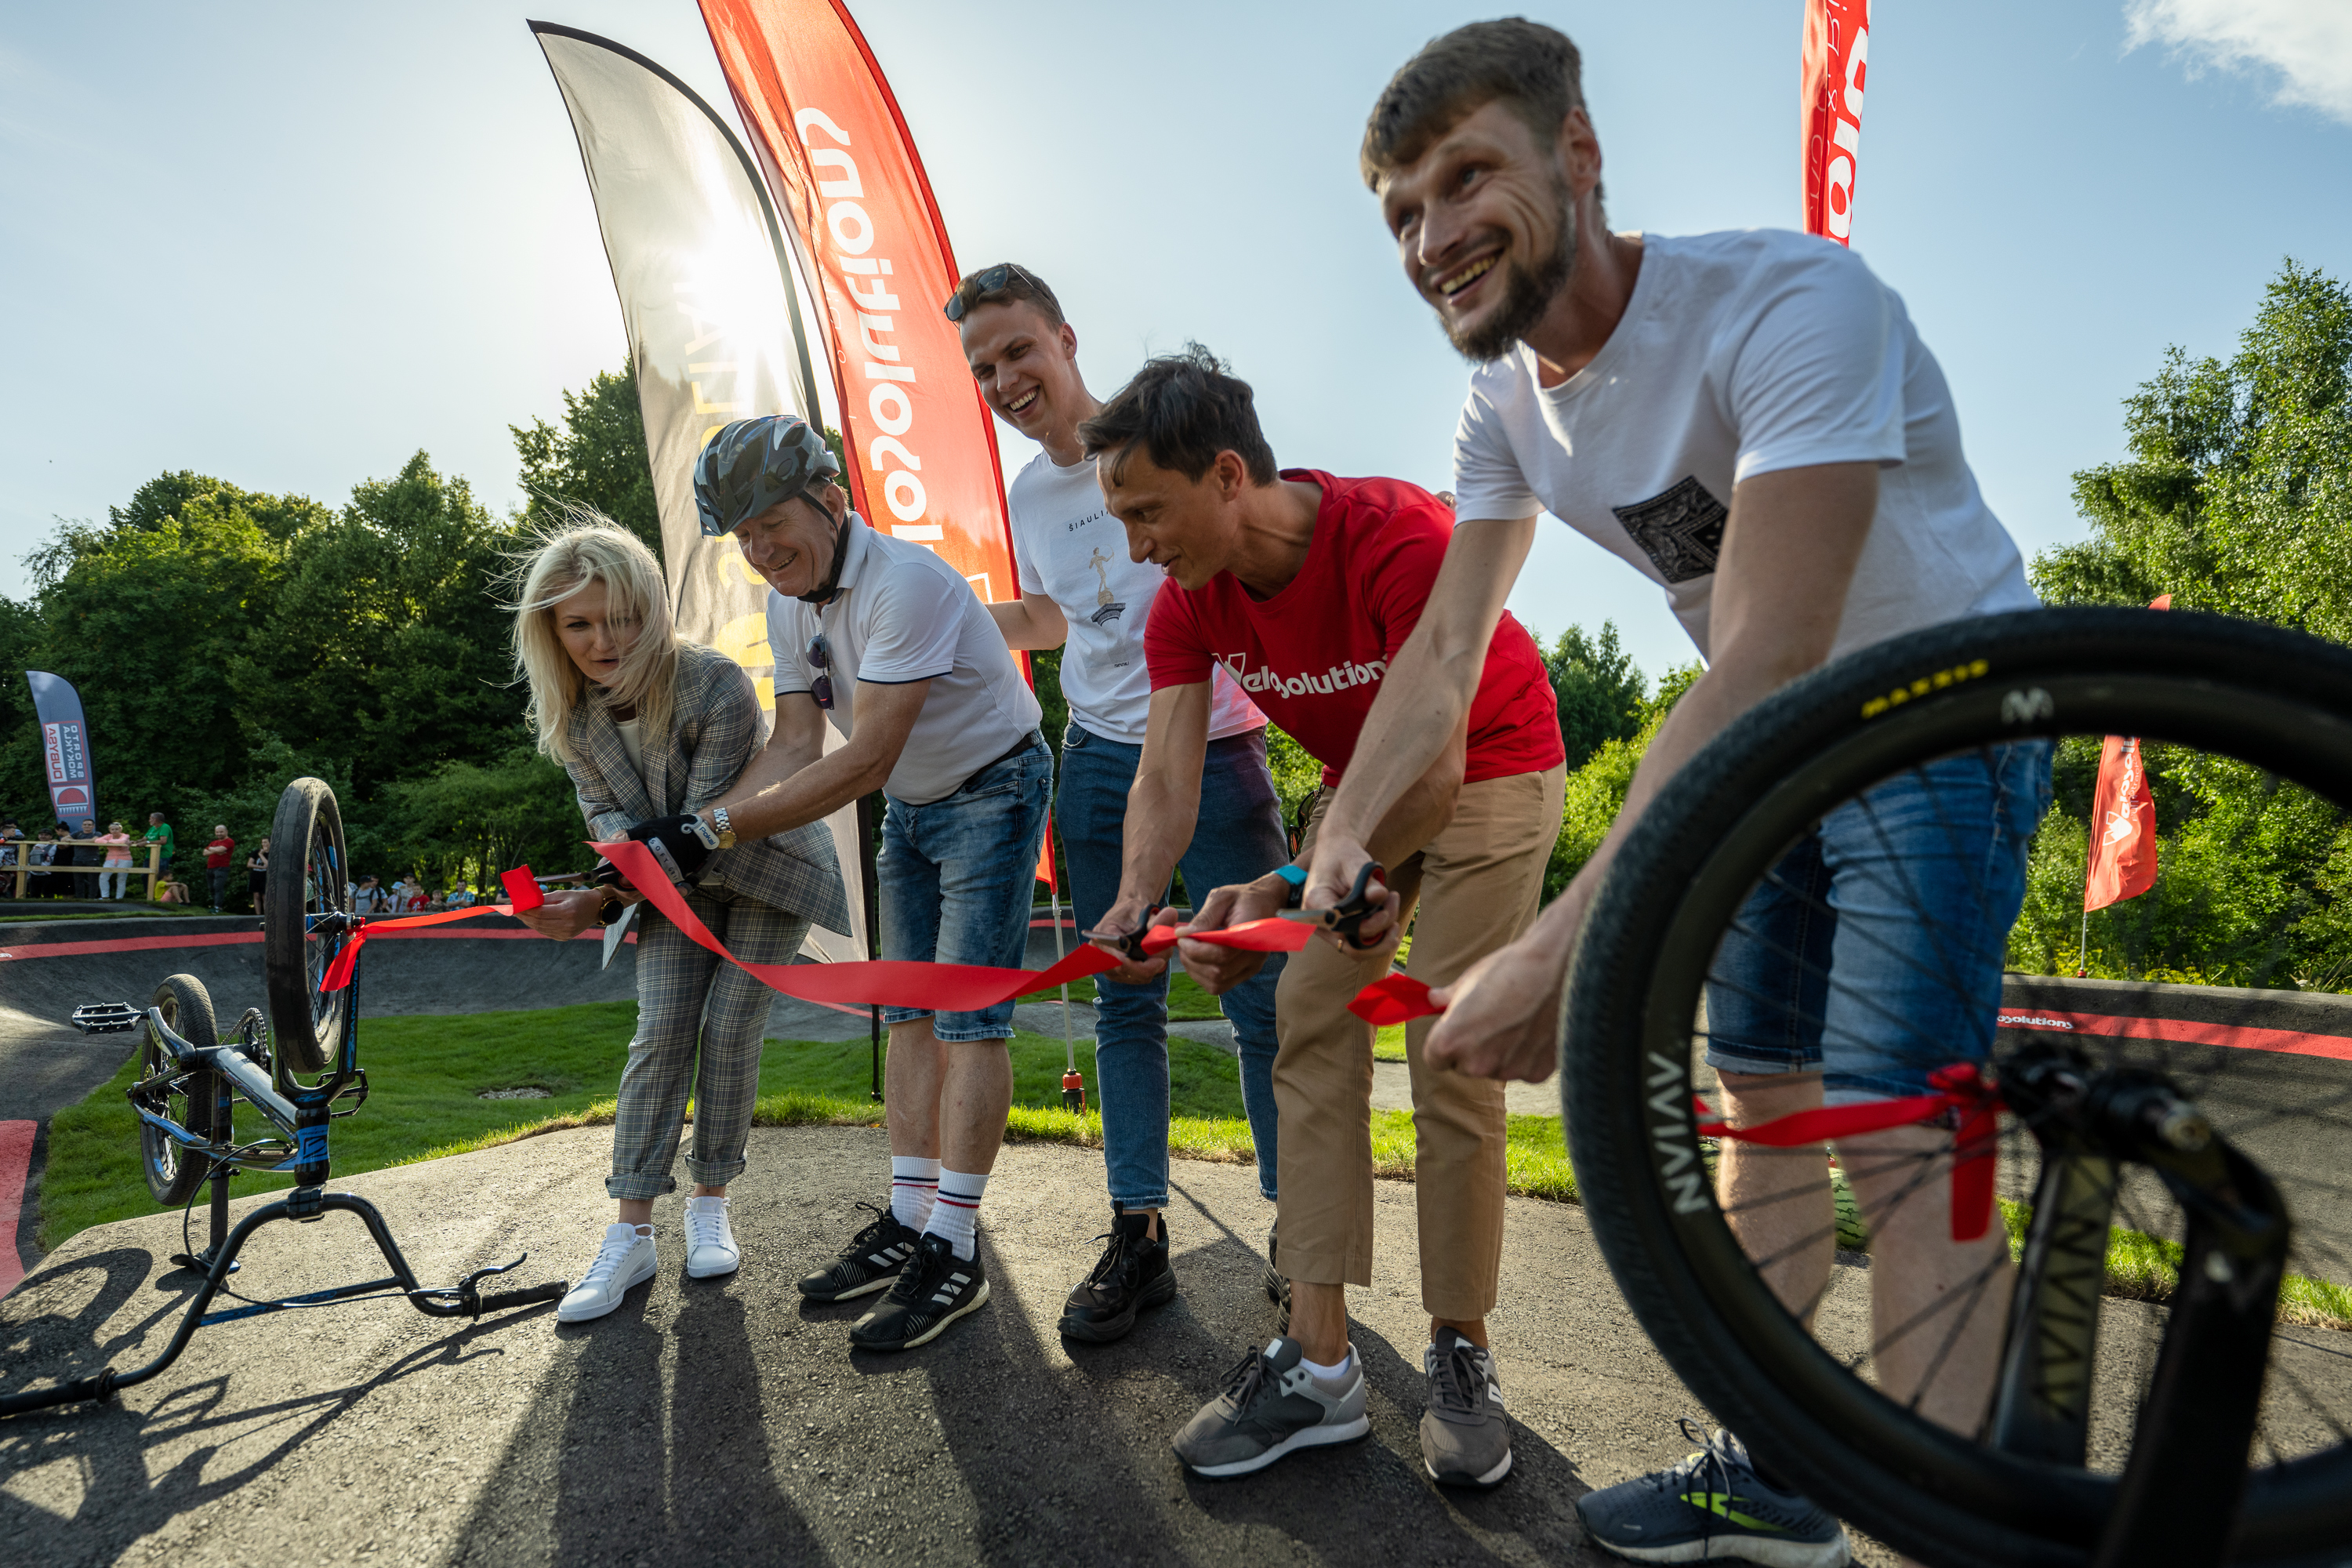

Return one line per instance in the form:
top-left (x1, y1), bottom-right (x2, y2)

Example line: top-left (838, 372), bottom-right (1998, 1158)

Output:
top-left (710, 805), bottom-right (738, 849)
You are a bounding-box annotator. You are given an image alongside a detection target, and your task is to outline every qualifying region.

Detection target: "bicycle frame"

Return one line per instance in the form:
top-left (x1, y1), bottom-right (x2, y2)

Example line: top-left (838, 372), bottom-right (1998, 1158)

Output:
top-left (126, 909), bottom-right (368, 1186)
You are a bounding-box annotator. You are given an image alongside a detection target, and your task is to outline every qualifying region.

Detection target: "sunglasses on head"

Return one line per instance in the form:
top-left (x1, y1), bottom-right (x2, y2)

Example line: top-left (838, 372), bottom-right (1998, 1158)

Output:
top-left (942, 263), bottom-right (1037, 324)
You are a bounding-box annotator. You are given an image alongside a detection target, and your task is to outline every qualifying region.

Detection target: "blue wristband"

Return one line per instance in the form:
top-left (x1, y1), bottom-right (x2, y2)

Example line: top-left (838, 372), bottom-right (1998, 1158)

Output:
top-left (1271, 864), bottom-right (1307, 908)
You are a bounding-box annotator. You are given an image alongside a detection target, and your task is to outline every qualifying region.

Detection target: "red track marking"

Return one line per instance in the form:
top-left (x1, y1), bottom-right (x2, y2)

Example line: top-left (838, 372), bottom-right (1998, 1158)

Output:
top-left (0, 1120), bottom-right (33, 1297)
top-left (0, 931), bottom-right (262, 960)
top-left (1998, 1008), bottom-right (2352, 1062)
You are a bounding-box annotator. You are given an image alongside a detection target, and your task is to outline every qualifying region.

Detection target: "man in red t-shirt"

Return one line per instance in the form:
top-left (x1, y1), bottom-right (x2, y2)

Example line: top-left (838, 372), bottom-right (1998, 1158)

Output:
top-left (1080, 347), bottom-right (1566, 1486)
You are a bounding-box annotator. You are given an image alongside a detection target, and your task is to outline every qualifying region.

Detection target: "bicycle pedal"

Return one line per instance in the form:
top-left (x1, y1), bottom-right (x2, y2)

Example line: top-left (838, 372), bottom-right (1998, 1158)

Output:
top-left (71, 1001), bottom-right (140, 1035)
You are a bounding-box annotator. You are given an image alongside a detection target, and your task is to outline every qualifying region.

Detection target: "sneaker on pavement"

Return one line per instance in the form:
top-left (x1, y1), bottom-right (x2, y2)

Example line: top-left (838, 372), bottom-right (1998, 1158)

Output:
top-left (557, 1222), bottom-right (658, 1323)
top-left (1059, 1208), bottom-right (1177, 1343)
top-left (796, 1202), bottom-right (921, 1302)
top-left (1172, 1337), bottom-right (1370, 1478)
top-left (848, 1232), bottom-right (990, 1351)
top-left (1576, 1423), bottom-right (1849, 1567)
top-left (683, 1194), bottom-right (740, 1279)
top-left (1422, 1327), bottom-right (1512, 1487)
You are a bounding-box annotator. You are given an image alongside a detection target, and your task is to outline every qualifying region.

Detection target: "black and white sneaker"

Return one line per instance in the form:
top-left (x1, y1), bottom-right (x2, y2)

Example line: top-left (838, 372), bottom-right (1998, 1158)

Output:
top-left (796, 1203), bottom-right (921, 1303)
top-left (848, 1233), bottom-right (990, 1351)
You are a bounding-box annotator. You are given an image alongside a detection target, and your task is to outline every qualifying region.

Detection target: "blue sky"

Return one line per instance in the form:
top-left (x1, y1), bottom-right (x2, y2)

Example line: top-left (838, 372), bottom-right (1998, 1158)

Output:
top-left (2, 1), bottom-right (2347, 681)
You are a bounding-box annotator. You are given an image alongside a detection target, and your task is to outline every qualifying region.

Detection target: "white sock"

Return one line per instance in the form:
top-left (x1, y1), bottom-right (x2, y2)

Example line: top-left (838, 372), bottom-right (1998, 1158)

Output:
top-left (1300, 1348), bottom-right (1353, 1381)
top-left (923, 1167), bottom-right (989, 1261)
top-left (890, 1156), bottom-right (939, 1229)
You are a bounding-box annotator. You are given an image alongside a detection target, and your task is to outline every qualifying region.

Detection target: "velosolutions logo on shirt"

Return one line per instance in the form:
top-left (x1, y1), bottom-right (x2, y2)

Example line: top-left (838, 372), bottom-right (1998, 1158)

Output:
top-left (1218, 652), bottom-right (1388, 699)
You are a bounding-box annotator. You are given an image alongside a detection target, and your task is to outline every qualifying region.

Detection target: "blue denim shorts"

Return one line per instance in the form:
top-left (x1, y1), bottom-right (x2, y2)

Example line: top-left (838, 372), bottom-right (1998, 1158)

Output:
top-left (877, 739), bottom-right (1052, 1042)
top-left (1705, 742), bottom-right (2053, 1103)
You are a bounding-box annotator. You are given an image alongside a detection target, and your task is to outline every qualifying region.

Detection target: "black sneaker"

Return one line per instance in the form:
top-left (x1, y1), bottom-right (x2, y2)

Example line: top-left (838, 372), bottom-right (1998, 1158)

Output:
top-left (1059, 1209), bottom-right (1177, 1343)
top-left (848, 1232), bottom-right (990, 1351)
top-left (1576, 1422), bottom-right (1849, 1566)
top-left (796, 1203), bottom-right (921, 1303)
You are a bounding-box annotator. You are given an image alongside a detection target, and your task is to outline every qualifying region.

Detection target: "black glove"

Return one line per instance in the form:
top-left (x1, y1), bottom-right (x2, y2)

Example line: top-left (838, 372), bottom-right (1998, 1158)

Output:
top-left (626, 814), bottom-right (720, 884)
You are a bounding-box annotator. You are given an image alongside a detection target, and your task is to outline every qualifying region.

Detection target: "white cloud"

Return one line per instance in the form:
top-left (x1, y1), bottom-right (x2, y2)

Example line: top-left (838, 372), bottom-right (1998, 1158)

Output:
top-left (2125, 0), bottom-right (2352, 126)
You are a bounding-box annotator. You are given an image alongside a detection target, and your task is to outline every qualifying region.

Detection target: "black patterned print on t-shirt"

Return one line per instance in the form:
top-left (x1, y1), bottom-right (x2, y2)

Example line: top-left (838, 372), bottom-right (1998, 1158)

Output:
top-left (1611, 475), bottom-right (1728, 584)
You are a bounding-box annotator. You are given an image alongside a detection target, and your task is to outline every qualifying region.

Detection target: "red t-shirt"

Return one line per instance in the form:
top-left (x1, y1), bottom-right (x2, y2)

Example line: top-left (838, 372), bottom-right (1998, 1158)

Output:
top-left (1144, 470), bottom-right (1564, 785)
top-left (205, 837), bottom-right (235, 869)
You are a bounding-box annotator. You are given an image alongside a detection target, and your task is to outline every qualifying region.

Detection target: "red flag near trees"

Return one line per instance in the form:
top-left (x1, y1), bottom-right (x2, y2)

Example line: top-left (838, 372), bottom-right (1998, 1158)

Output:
top-left (2083, 595), bottom-right (2172, 913)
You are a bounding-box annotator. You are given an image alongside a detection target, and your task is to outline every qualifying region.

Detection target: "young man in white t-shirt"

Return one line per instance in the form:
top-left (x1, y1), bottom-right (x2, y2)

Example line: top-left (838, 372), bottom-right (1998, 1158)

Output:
top-left (640, 414), bottom-right (1049, 1354)
top-left (953, 263), bottom-right (1292, 1345)
top-left (1308, 22), bottom-right (2049, 1564)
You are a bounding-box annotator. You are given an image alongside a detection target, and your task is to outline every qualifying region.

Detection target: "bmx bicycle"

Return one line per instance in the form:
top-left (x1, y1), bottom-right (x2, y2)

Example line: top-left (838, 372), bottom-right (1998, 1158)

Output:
top-left (1, 776), bottom-right (566, 1418)
top-left (1566, 607), bottom-right (2352, 1567)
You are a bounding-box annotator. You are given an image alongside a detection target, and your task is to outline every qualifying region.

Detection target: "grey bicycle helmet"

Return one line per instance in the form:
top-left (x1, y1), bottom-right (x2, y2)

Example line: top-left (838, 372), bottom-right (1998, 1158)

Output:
top-left (693, 414), bottom-right (853, 604)
top-left (692, 415), bottom-right (843, 537)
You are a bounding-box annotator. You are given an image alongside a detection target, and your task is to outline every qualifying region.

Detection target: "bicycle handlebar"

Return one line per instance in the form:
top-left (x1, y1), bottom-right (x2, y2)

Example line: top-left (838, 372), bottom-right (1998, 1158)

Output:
top-left (474, 1281), bottom-right (568, 1315)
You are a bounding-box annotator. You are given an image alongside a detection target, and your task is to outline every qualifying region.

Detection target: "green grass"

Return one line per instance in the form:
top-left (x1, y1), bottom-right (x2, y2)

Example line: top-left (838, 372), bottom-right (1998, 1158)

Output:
top-left (38, 1001), bottom-right (1261, 1252)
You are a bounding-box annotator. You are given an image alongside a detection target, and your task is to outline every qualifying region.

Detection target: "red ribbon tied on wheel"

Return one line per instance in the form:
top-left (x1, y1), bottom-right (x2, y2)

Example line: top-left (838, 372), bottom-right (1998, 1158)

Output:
top-left (1695, 1062), bottom-right (2002, 1241)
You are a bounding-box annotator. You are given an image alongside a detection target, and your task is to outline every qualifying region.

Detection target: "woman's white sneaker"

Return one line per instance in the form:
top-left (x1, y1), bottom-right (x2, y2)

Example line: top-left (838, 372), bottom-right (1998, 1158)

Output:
top-left (684, 1195), bottom-right (741, 1279)
top-left (557, 1222), bottom-right (658, 1322)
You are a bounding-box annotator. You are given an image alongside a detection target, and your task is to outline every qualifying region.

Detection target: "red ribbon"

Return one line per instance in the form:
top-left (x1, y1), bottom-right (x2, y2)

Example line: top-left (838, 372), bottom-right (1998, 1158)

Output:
top-left (1696, 1063), bottom-right (2001, 1241)
top-left (1349, 973), bottom-right (1439, 1026)
top-left (319, 902), bottom-right (522, 991)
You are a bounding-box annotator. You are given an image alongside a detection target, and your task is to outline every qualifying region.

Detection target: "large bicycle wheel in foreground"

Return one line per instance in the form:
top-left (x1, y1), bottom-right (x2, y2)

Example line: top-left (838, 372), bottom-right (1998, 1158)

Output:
top-left (1568, 608), bottom-right (2352, 1567)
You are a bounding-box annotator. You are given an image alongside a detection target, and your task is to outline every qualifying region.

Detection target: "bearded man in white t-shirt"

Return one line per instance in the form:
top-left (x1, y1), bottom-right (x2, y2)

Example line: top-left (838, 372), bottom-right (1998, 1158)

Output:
top-left (1304, 20), bottom-right (2049, 1566)
top-left (953, 263), bottom-right (1294, 1345)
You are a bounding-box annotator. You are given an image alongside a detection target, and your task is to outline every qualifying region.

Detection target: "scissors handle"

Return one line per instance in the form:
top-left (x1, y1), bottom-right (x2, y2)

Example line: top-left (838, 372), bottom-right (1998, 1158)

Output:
top-left (1091, 903), bottom-right (1166, 962)
top-left (1328, 862), bottom-right (1388, 951)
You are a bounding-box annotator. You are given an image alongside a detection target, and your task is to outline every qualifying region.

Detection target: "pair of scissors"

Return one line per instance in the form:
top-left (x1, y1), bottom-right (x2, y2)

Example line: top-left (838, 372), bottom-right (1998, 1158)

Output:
top-left (1086, 903), bottom-right (1167, 963)
top-left (1279, 862), bottom-right (1389, 951)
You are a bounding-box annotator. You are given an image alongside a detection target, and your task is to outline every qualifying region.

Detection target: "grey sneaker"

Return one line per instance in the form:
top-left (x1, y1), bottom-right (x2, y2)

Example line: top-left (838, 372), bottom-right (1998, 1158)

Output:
top-left (1576, 1423), bottom-right (1849, 1566)
top-left (1421, 1327), bottom-right (1512, 1487)
top-left (1172, 1337), bottom-right (1369, 1478)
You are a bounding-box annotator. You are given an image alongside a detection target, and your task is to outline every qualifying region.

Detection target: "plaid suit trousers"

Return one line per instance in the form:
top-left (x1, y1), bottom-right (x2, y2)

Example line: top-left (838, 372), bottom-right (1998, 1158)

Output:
top-left (608, 882), bottom-right (810, 1200)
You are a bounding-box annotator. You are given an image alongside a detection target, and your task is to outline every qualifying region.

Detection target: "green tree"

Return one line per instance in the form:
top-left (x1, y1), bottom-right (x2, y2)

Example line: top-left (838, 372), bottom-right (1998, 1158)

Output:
top-left (377, 745), bottom-right (590, 889)
top-left (2035, 260), bottom-right (2352, 630)
top-left (1544, 620), bottom-right (1648, 771)
top-left (512, 365), bottom-right (660, 558)
top-left (5, 497), bottom-right (286, 828)
top-left (2016, 260), bottom-right (2352, 985)
top-left (233, 452), bottom-right (527, 797)
top-left (1544, 659), bottom-right (1704, 899)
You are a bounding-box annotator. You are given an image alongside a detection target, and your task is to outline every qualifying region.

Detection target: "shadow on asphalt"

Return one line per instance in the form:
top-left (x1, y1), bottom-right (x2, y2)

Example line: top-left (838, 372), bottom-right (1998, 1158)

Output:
top-left (0, 1243), bottom-right (554, 1550)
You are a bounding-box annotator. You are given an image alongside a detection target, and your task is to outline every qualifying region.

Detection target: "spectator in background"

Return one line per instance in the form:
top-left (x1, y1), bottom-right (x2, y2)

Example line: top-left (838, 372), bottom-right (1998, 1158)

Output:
top-left (74, 818), bottom-right (103, 899)
top-left (205, 826), bottom-right (236, 913)
top-left (158, 872), bottom-right (191, 905)
top-left (0, 821), bottom-right (23, 898)
top-left (144, 812), bottom-right (175, 882)
top-left (247, 840), bottom-right (268, 909)
top-left (99, 820), bottom-right (134, 899)
top-left (445, 883), bottom-right (477, 909)
top-left (26, 829), bottom-right (60, 899)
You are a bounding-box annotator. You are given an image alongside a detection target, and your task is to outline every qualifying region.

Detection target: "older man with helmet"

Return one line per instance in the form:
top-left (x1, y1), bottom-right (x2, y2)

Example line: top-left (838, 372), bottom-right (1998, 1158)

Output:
top-left (626, 415), bottom-right (1048, 1353)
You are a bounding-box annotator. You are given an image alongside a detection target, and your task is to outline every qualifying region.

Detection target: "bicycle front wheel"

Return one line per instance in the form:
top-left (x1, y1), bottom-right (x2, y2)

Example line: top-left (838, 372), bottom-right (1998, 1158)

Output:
top-left (263, 777), bottom-right (350, 1076)
top-left (1567, 608), bottom-right (2352, 1567)
top-left (141, 975), bottom-right (218, 1206)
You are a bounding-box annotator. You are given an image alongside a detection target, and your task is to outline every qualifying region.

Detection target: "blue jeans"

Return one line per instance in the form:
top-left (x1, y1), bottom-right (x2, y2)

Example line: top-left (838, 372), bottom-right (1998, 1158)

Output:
top-left (877, 740), bottom-right (1052, 1042)
top-left (1707, 742), bottom-right (2053, 1102)
top-left (1059, 722), bottom-right (1288, 1207)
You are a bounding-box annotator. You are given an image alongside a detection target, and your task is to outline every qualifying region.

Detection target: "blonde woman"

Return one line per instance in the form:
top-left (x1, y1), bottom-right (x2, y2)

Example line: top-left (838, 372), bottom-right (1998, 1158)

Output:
top-left (509, 519), bottom-right (850, 1323)
top-left (98, 821), bottom-right (134, 899)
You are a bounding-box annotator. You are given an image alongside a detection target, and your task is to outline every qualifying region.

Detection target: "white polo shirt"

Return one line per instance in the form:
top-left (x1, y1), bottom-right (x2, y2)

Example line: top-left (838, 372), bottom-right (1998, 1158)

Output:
top-left (768, 517), bottom-right (1042, 805)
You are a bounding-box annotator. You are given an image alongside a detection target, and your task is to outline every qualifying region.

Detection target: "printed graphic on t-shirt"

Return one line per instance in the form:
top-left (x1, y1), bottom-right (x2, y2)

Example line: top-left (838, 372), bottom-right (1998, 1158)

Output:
top-left (1215, 649), bottom-right (1387, 700)
top-left (1611, 475), bottom-right (1726, 584)
top-left (1083, 545), bottom-right (1126, 627)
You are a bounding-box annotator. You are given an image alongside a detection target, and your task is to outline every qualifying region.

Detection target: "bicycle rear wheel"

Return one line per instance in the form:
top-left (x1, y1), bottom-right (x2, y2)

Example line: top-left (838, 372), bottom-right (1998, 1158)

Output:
top-left (1567, 607), bottom-right (2352, 1567)
top-left (263, 777), bottom-right (350, 1076)
top-left (141, 975), bottom-right (218, 1206)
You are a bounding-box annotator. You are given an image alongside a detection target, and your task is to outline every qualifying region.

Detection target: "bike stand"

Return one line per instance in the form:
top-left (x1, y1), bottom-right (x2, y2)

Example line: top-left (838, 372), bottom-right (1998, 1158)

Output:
top-left (167, 1162), bottom-right (239, 1277)
top-left (0, 1188), bottom-right (565, 1417)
